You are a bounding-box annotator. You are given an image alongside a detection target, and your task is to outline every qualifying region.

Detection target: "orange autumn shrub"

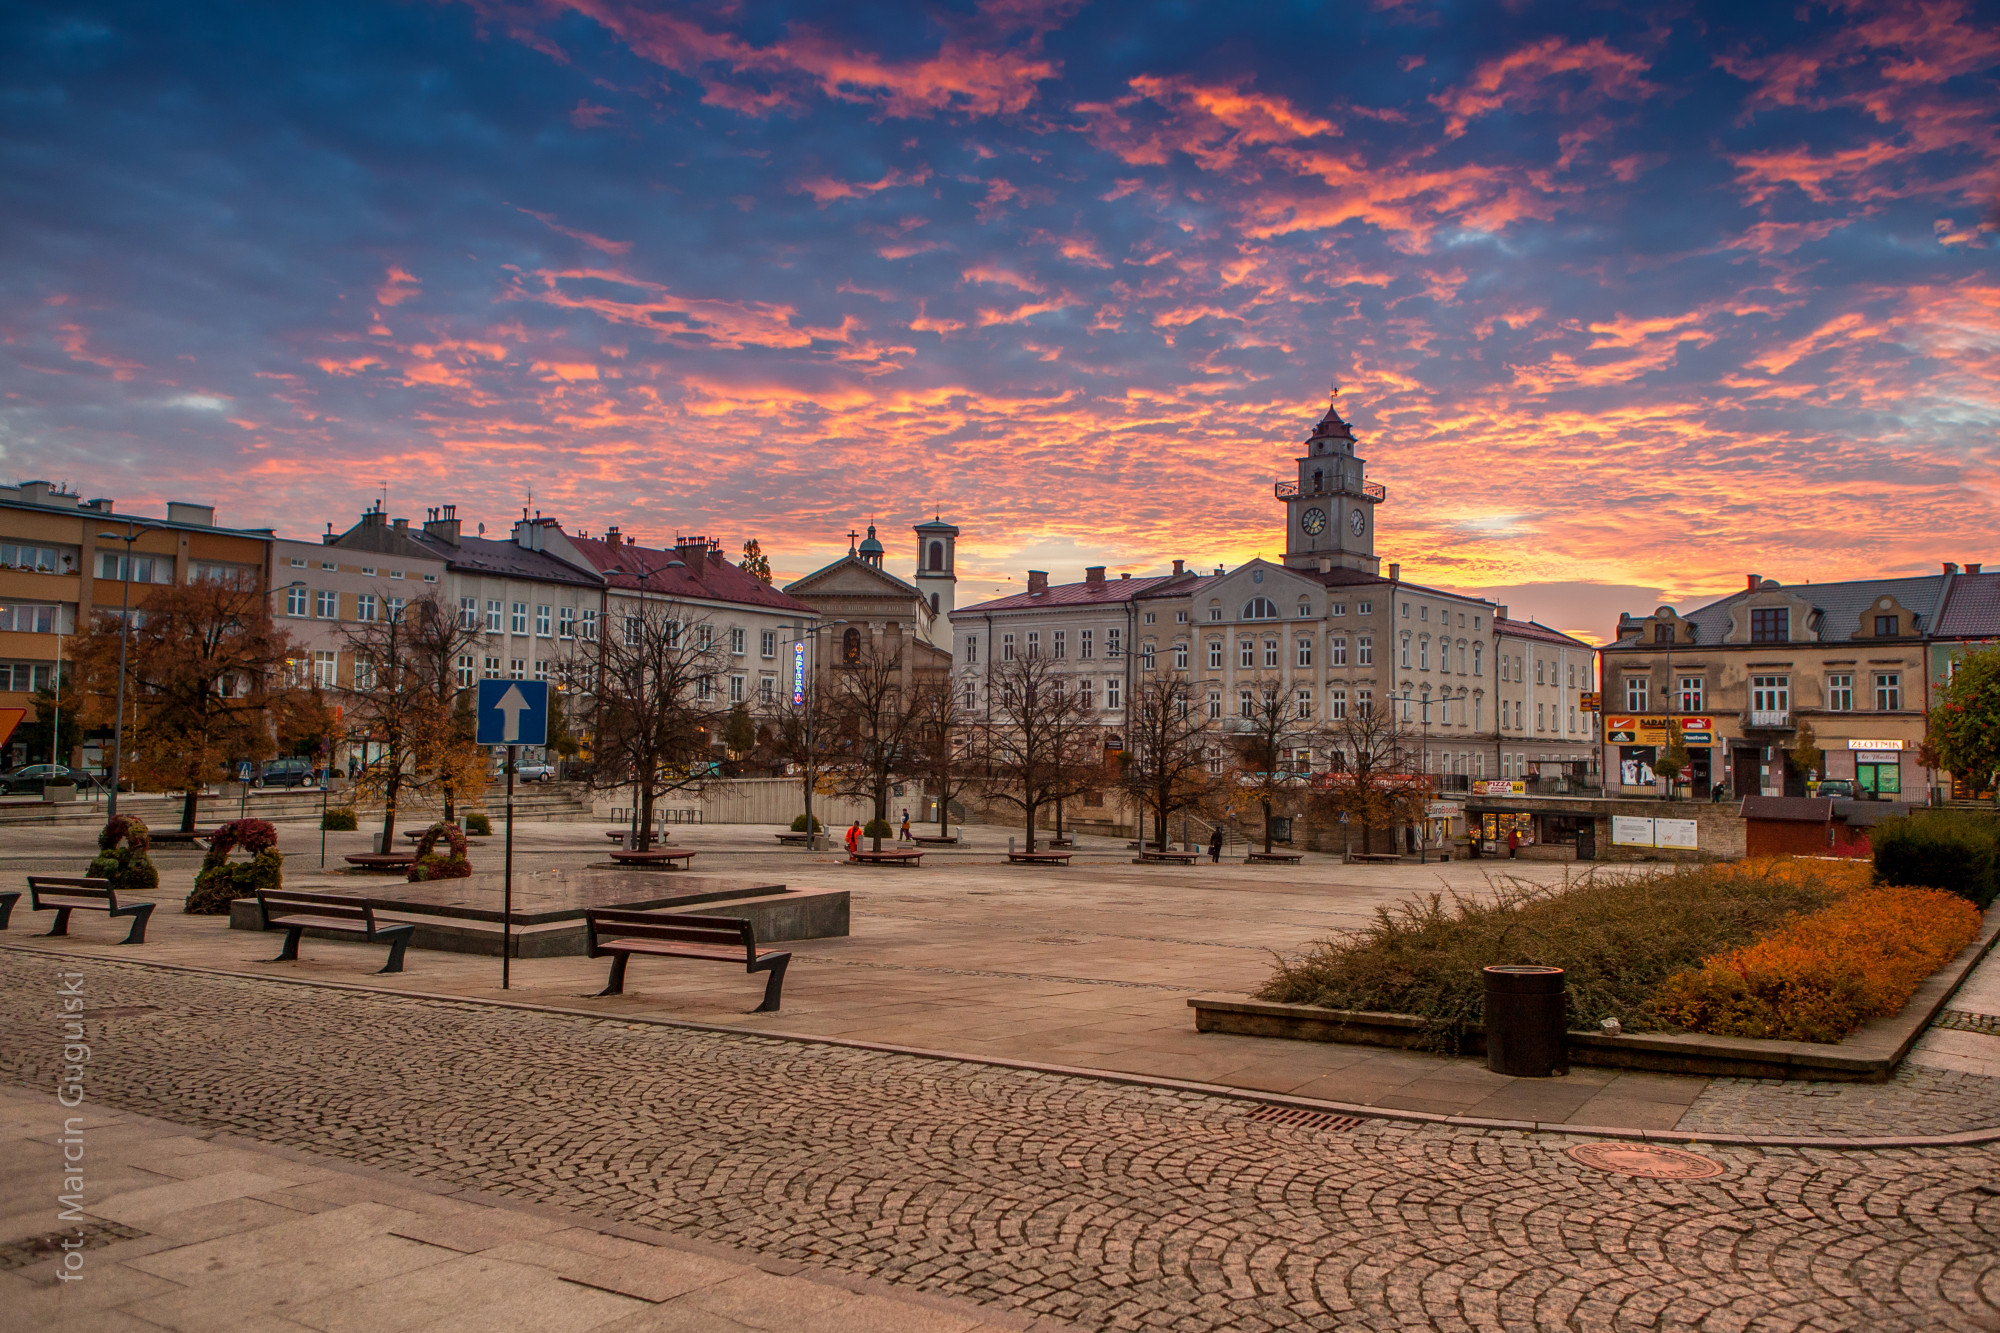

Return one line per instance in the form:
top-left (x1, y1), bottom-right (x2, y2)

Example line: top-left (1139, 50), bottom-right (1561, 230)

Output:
top-left (1722, 856), bottom-right (1875, 898)
top-left (1652, 885), bottom-right (1980, 1043)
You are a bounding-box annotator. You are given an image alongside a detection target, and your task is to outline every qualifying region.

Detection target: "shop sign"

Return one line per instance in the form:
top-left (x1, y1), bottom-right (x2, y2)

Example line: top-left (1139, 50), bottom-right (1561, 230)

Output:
top-left (1474, 780), bottom-right (1526, 795)
top-left (1847, 738), bottom-right (1904, 751)
top-left (1579, 691), bottom-right (1600, 712)
top-left (1425, 801), bottom-right (1458, 817)
top-left (1605, 715), bottom-right (1714, 745)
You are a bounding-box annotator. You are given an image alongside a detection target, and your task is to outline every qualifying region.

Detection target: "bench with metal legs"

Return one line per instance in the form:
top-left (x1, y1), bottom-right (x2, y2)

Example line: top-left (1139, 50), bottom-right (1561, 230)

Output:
top-left (586, 910), bottom-right (791, 1012)
top-left (28, 877), bottom-right (156, 944)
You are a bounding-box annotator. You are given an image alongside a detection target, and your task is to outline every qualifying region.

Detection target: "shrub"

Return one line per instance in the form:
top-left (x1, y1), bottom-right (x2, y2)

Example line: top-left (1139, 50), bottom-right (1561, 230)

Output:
top-left (87, 815), bottom-right (159, 894)
top-left (863, 818), bottom-right (892, 839)
top-left (790, 814), bottom-right (824, 833)
top-left (321, 807), bottom-right (358, 832)
top-left (1872, 809), bottom-right (1998, 908)
top-left (1257, 860), bottom-right (1848, 1050)
top-left (463, 812), bottom-right (493, 836)
top-left (408, 822), bottom-right (472, 881)
top-left (1653, 885), bottom-right (1981, 1042)
top-left (185, 819), bottom-right (283, 914)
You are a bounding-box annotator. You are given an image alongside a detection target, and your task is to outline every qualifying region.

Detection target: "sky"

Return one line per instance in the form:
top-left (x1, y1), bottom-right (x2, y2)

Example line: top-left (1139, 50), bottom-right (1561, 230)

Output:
top-left (3, 0), bottom-right (1996, 641)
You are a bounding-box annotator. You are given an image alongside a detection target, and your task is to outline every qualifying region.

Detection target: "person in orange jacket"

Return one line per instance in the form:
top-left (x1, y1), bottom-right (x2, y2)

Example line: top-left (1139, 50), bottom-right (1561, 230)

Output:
top-left (845, 821), bottom-right (862, 855)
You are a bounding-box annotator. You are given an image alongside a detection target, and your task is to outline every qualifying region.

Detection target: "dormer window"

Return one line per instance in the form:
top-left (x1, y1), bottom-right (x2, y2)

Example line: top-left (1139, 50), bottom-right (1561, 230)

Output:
top-left (1242, 597), bottom-right (1279, 620)
top-left (1749, 607), bottom-right (1788, 643)
top-left (1874, 614), bottom-right (1898, 637)
top-left (1653, 623), bottom-right (1673, 644)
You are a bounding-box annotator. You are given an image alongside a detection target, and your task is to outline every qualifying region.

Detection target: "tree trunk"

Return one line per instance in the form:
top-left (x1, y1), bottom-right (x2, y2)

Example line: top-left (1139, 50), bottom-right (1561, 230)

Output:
top-left (1024, 798), bottom-right (1037, 853)
top-left (380, 776), bottom-right (399, 852)
top-left (1262, 799), bottom-right (1273, 853)
top-left (1153, 796), bottom-right (1169, 852)
top-left (1054, 798), bottom-right (1064, 844)
top-left (872, 775), bottom-right (887, 851)
top-left (180, 787), bottom-right (199, 834)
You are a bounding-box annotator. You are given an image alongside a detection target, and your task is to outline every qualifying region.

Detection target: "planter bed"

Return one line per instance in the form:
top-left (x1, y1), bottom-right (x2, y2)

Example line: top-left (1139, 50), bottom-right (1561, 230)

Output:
top-left (1190, 902), bottom-right (2000, 1082)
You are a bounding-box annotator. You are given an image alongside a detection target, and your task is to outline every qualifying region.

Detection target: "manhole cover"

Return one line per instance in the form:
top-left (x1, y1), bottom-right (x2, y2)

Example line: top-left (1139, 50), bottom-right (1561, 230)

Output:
top-left (1567, 1142), bottom-right (1724, 1180)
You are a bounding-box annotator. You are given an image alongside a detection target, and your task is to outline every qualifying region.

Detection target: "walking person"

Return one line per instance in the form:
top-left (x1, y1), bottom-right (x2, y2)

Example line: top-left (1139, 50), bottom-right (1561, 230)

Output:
top-left (899, 810), bottom-right (911, 842)
top-left (1208, 824), bottom-right (1223, 863)
top-left (1507, 828), bottom-right (1521, 859)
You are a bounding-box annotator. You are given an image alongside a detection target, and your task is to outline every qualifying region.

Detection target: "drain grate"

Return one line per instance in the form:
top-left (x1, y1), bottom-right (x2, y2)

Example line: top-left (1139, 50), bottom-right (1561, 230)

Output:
top-left (1935, 1009), bottom-right (2000, 1036)
top-left (1244, 1105), bottom-right (1364, 1132)
top-left (0, 1220), bottom-right (148, 1272)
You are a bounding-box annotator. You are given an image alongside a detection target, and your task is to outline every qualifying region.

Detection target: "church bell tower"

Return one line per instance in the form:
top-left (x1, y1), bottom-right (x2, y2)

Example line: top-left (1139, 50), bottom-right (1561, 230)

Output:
top-left (913, 515), bottom-right (958, 648)
top-left (1280, 389), bottom-right (1383, 574)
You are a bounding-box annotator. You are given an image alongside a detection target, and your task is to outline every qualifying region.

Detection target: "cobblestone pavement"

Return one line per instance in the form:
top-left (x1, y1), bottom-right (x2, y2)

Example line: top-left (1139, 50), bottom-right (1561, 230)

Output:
top-left (4, 955), bottom-right (1999, 1332)
top-left (1677, 1062), bottom-right (2000, 1137)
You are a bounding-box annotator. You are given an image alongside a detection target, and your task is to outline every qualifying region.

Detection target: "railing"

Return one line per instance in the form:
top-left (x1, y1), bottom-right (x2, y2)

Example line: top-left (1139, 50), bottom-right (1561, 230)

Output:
top-left (1273, 479), bottom-right (1388, 502)
top-left (1745, 709), bottom-right (1792, 729)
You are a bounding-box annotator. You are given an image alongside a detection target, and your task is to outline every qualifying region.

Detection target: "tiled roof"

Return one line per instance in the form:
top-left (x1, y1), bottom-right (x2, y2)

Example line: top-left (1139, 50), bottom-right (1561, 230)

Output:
top-left (568, 536), bottom-right (818, 613)
top-left (955, 574), bottom-right (1182, 614)
top-left (1935, 572), bottom-right (2000, 638)
top-left (1625, 574), bottom-right (1948, 646)
top-left (1496, 617), bottom-right (1591, 649)
top-left (404, 533), bottom-right (603, 587)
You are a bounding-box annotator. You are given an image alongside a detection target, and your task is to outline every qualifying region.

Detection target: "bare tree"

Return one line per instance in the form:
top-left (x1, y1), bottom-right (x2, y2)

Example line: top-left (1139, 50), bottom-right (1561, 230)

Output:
top-left (825, 638), bottom-right (926, 850)
top-left (763, 673), bottom-right (839, 842)
top-left (1117, 672), bottom-right (1215, 853)
top-left (1311, 694), bottom-right (1427, 856)
top-left (338, 596), bottom-right (458, 850)
top-left (399, 597), bottom-right (485, 823)
top-left (1229, 680), bottom-right (1326, 854)
top-left (912, 674), bottom-right (976, 840)
top-left (975, 653), bottom-right (1102, 853)
top-left (573, 598), bottom-right (728, 849)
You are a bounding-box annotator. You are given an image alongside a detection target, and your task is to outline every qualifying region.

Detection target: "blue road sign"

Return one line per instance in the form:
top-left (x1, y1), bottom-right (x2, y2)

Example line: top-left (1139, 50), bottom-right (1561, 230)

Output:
top-left (475, 679), bottom-right (549, 746)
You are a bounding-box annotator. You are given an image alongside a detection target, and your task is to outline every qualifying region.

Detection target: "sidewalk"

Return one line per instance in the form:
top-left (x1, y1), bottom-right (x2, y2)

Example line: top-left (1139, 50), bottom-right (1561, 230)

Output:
top-left (0, 1086), bottom-right (1056, 1333)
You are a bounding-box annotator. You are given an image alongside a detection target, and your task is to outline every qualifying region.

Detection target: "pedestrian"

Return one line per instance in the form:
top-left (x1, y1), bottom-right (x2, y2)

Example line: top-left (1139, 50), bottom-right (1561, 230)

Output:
top-left (899, 810), bottom-right (911, 841)
top-left (1208, 824), bottom-right (1223, 863)
top-left (845, 821), bottom-right (861, 856)
top-left (1507, 828), bottom-right (1520, 859)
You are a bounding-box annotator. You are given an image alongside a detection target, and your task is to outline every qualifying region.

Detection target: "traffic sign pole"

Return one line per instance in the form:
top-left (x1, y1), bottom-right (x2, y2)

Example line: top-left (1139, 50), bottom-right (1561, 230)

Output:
top-left (503, 743), bottom-right (516, 990)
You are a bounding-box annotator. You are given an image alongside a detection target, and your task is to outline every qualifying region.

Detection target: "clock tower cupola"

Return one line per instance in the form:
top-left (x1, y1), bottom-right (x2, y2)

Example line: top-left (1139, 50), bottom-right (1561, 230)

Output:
top-left (1279, 388), bottom-right (1383, 574)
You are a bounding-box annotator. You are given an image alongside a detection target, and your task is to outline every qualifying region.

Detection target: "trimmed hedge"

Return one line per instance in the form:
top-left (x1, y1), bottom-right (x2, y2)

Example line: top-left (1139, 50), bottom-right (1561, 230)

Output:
top-left (88, 815), bottom-right (159, 894)
top-left (790, 814), bottom-right (825, 832)
top-left (863, 818), bottom-right (892, 839)
top-left (185, 819), bottom-right (283, 914)
top-left (463, 813), bottom-right (493, 836)
top-left (321, 808), bottom-right (358, 831)
top-left (1872, 809), bottom-right (1998, 908)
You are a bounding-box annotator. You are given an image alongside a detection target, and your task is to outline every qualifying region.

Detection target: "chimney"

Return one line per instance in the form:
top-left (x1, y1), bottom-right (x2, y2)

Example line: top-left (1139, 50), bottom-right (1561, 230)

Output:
top-left (392, 517), bottom-right (408, 532)
top-left (1943, 562), bottom-right (1960, 575)
top-left (361, 507), bottom-right (386, 529)
top-left (166, 501), bottom-right (214, 527)
top-left (1085, 566), bottom-right (1106, 588)
top-left (1745, 573), bottom-right (1760, 591)
top-left (1172, 559), bottom-right (1184, 575)
top-left (1120, 572), bottom-right (1131, 580)
top-left (1389, 562), bottom-right (1400, 582)
top-left (1969, 563), bottom-right (1984, 575)
top-left (1027, 570), bottom-right (1049, 596)
top-left (604, 526), bottom-right (621, 548)
top-left (1497, 605), bottom-right (1510, 621)
top-left (424, 504), bottom-right (462, 546)
top-left (1317, 556), bottom-right (1332, 573)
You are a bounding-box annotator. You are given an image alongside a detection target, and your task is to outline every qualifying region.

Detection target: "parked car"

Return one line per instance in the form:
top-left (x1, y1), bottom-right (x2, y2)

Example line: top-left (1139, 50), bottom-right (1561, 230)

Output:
top-left (1810, 778), bottom-right (1856, 799)
top-left (0, 764), bottom-right (95, 795)
top-left (513, 761), bottom-right (557, 783)
top-left (252, 757), bottom-right (319, 788)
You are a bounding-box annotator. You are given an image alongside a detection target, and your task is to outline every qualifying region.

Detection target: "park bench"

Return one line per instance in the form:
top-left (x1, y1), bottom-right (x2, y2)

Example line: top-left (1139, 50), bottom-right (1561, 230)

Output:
top-left (256, 889), bottom-right (416, 974)
top-left (608, 848), bottom-right (696, 869)
top-left (585, 909), bottom-right (790, 1011)
top-left (149, 829), bottom-right (219, 847)
top-left (1245, 851), bottom-right (1304, 865)
top-left (848, 848), bottom-right (924, 866)
top-left (344, 852), bottom-right (417, 872)
top-left (1006, 850), bottom-right (1072, 865)
top-left (0, 890), bottom-right (17, 929)
top-left (28, 877), bottom-right (157, 944)
top-left (774, 831), bottom-right (814, 845)
top-left (1134, 850), bottom-right (1199, 865)
top-left (1046, 836), bottom-right (1075, 849)
top-left (1346, 852), bottom-right (1402, 864)
top-left (910, 833), bottom-right (958, 846)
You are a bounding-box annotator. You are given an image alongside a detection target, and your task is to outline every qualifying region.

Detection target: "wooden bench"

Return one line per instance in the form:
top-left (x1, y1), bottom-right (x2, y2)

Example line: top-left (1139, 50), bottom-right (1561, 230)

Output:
top-left (0, 890), bottom-right (17, 929)
top-left (149, 829), bottom-right (220, 847)
top-left (1246, 851), bottom-right (1304, 865)
top-left (28, 877), bottom-right (157, 944)
top-left (1134, 850), bottom-right (1199, 865)
top-left (585, 910), bottom-right (791, 1011)
top-left (1346, 852), bottom-right (1402, 864)
top-left (1047, 837), bottom-right (1076, 849)
top-left (910, 833), bottom-right (958, 846)
top-left (1007, 850), bottom-right (1072, 865)
top-left (608, 848), bottom-right (696, 869)
top-left (344, 852), bottom-right (417, 871)
top-left (848, 848), bottom-right (924, 866)
top-left (774, 831), bottom-right (814, 845)
top-left (256, 889), bottom-right (415, 974)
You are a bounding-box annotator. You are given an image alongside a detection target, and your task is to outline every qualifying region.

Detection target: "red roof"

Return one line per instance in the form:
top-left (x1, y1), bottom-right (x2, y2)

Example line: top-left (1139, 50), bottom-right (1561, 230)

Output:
top-left (566, 534), bottom-right (817, 614)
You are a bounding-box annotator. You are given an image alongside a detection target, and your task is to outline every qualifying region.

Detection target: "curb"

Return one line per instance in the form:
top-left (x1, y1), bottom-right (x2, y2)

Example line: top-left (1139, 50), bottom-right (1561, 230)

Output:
top-left (6, 940), bottom-right (1998, 1151)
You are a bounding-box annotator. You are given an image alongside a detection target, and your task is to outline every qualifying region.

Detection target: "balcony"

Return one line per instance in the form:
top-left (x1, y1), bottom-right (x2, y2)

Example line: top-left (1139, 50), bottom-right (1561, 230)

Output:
top-left (1273, 479), bottom-right (1387, 503)
top-left (1743, 709), bottom-right (1792, 730)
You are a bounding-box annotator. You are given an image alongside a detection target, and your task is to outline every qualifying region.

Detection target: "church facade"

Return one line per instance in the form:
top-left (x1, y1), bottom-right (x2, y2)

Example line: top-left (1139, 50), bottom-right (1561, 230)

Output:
top-left (948, 393), bottom-right (1598, 841)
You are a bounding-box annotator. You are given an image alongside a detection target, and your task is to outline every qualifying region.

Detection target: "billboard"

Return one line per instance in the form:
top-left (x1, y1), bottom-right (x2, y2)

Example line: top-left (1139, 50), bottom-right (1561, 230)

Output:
top-left (1605, 716), bottom-right (1714, 745)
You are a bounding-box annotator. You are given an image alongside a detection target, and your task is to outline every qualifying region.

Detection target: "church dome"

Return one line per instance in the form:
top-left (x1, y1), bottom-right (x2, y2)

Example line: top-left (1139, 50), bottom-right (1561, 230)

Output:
top-left (858, 524), bottom-right (884, 557)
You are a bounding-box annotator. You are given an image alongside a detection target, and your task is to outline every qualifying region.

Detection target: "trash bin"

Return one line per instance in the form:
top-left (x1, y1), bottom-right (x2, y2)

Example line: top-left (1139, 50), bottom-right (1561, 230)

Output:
top-left (1483, 965), bottom-right (1567, 1077)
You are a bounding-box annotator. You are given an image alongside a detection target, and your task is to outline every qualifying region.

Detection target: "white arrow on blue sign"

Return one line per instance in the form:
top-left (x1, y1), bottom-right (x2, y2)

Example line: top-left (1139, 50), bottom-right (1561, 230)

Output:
top-left (475, 678), bottom-right (549, 746)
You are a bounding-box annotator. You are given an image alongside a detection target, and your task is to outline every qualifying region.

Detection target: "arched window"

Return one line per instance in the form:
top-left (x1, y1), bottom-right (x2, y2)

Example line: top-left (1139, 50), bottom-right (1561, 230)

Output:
top-left (927, 541), bottom-right (945, 571)
top-left (1311, 468), bottom-right (1323, 493)
top-left (842, 627), bottom-right (861, 664)
top-left (928, 592), bottom-right (939, 612)
top-left (1242, 597), bottom-right (1279, 620)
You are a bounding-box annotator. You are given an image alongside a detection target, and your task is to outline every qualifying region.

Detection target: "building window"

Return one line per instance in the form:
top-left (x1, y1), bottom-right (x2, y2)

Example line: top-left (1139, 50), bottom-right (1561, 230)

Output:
top-left (1002, 633), bottom-right (1015, 662)
top-left (482, 656), bottom-right (500, 679)
top-left (1079, 629), bottom-right (1093, 660)
top-left (1568, 664), bottom-right (1577, 688)
top-left (1678, 677), bottom-right (1704, 712)
top-left (1750, 607), bottom-right (1788, 643)
top-left (1140, 642), bottom-right (1155, 671)
top-left (1330, 602), bottom-right (1346, 617)
top-left (1295, 689), bottom-right (1313, 720)
top-left (537, 605), bottom-right (552, 637)
top-left (1105, 677), bottom-right (1120, 710)
top-left (386, 597), bottom-right (403, 623)
top-left (696, 624), bottom-right (712, 651)
top-left (1400, 633), bottom-right (1411, 669)
top-left (1054, 630), bottom-right (1066, 659)
top-left (1358, 601), bottom-right (1372, 615)
top-left (1357, 689), bottom-right (1372, 718)
top-left (1827, 673), bottom-right (1853, 711)
top-left (0, 543), bottom-right (71, 574)
top-left (1027, 631), bottom-right (1040, 658)
top-left (964, 681), bottom-right (978, 709)
top-left (356, 593), bottom-right (377, 623)
top-left (1626, 676), bottom-right (1649, 712)
top-left (1474, 698), bottom-right (1483, 731)
top-left (1297, 638), bottom-right (1313, 668)
top-left (698, 676), bottom-right (714, 702)
top-left (1331, 637), bottom-right (1347, 666)
top-left (965, 635), bottom-right (978, 664)
top-left (1240, 639), bottom-right (1255, 669)
top-left (486, 600), bottom-right (503, 632)
top-left (1143, 611), bottom-right (1156, 625)
top-left (510, 603), bottom-right (528, 635)
top-left (760, 677), bottom-right (775, 704)
top-left (1106, 628), bottom-right (1121, 658)
top-left (1330, 688), bottom-right (1347, 719)
top-left (1174, 642), bottom-right (1188, 670)
top-left (284, 586), bottom-right (308, 616)
top-left (1208, 640), bottom-right (1223, 670)
top-left (1875, 614), bottom-right (1899, 637)
top-left (1654, 622), bottom-right (1673, 644)
top-left (1239, 689), bottom-right (1254, 718)
top-left (581, 609), bottom-right (598, 642)
top-left (1401, 601), bottom-right (1410, 618)
top-left (1357, 636), bottom-right (1373, 666)
top-left (95, 552), bottom-right (173, 584)
top-left (761, 629), bottom-right (776, 658)
top-left (1418, 638), bottom-right (1429, 671)
top-left (1207, 690), bottom-right (1222, 719)
top-left (1751, 675), bottom-right (1789, 713)
top-left (1472, 643), bottom-right (1482, 676)
top-left (1420, 605), bottom-right (1429, 622)
top-left (460, 597), bottom-right (478, 628)
top-left (559, 607), bottom-right (576, 639)
top-left (1209, 607), bottom-right (1223, 621)
top-left (1536, 702), bottom-right (1545, 732)
top-left (1242, 598), bottom-right (1279, 619)
top-left (312, 650), bottom-right (337, 687)
top-left (534, 659), bottom-right (550, 682)
top-left (1263, 640), bottom-right (1279, 668)
top-left (1875, 673), bottom-right (1901, 711)
top-left (843, 628), bottom-right (861, 664)
top-left (729, 626), bottom-right (745, 656)
top-left (1078, 678), bottom-right (1095, 710)
top-left (730, 675), bottom-right (745, 703)
top-left (508, 658), bottom-right (525, 680)
top-left (1176, 610), bottom-right (1189, 624)
top-left (315, 589), bottom-right (338, 619)
top-left (455, 654), bottom-right (474, 688)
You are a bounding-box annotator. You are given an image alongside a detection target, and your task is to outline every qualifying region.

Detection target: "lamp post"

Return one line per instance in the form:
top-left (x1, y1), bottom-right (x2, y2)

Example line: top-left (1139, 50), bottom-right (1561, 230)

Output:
top-left (1393, 691), bottom-right (1436, 864)
top-left (779, 620), bottom-right (843, 849)
top-left (97, 523), bottom-right (163, 819)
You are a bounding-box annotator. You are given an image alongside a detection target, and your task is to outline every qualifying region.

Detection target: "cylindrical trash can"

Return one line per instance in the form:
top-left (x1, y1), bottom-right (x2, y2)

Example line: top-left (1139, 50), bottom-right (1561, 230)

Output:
top-left (1483, 965), bottom-right (1567, 1077)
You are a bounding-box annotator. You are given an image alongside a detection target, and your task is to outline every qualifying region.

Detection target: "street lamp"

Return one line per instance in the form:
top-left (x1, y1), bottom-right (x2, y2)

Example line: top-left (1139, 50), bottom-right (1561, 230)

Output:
top-left (1392, 690), bottom-right (1436, 864)
top-left (778, 620), bottom-right (844, 849)
top-left (97, 523), bottom-right (164, 819)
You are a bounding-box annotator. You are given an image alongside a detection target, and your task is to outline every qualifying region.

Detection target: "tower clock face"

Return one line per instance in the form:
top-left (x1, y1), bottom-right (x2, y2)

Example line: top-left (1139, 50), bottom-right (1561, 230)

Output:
top-left (1350, 508), bottom-right (1366, 536)
top-left (1301, 507), bottom-right (1328, 535)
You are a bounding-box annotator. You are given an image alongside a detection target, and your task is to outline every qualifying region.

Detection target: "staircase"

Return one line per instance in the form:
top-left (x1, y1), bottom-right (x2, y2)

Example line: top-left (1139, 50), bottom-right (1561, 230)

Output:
top-left (0, 782), bottom-right (594, 828)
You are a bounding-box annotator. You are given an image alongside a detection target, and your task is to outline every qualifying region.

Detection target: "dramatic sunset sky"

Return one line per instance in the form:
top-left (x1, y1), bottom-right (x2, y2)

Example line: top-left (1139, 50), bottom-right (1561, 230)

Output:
top-left (4, 1), bottom-right (1996, 639)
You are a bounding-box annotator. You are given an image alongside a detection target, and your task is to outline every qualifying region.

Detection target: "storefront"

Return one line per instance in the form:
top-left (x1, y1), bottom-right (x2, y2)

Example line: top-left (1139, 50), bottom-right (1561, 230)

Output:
top-left (1605, 715), bottom-right (1716, 797)
top-left (1850, 739), bottom-right (1904, 797)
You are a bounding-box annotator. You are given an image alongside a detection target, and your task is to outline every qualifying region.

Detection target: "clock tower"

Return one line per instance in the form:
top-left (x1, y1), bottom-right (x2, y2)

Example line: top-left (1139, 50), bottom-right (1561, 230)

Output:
top-left (1280, 389), bottom-right (1383, 574)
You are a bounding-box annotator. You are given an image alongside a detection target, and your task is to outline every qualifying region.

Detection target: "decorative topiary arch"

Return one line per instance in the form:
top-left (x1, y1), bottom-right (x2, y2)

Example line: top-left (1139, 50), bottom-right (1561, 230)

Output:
top-left (185, 818), bottom-right (283, 914)
top-left (88, 815), bottom-right (159, 894)
top-left (409, 821), bottom-right (472, 881)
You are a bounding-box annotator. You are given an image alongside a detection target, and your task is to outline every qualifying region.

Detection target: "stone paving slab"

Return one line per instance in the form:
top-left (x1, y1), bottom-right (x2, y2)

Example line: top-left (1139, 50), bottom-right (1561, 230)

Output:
top-left (2, 954), bottom-right (1998, 1331)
